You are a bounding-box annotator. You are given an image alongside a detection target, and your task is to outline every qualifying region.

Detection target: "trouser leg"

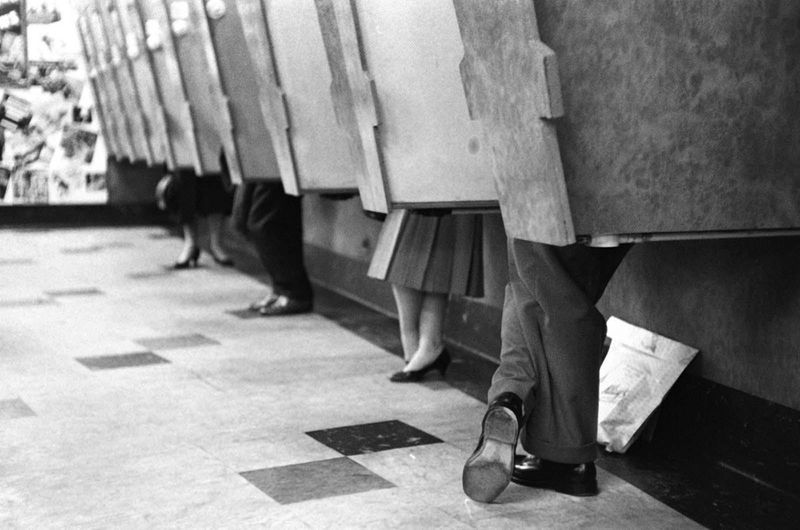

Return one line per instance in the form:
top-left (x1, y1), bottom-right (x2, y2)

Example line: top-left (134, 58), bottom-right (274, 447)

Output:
top-left (246, 183), bottom-right (313, 302)
top-left (490, 238), bottom-right (630, 464)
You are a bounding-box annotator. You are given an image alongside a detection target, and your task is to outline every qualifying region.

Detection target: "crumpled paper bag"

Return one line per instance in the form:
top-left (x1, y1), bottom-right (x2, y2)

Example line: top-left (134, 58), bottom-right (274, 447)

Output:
top-left (597, 317), bottom-right (699, 453)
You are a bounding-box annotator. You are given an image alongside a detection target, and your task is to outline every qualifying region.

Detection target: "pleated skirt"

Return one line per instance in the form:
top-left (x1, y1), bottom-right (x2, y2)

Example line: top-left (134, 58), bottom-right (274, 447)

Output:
top-left (368, 210), bottom-right (484, 297)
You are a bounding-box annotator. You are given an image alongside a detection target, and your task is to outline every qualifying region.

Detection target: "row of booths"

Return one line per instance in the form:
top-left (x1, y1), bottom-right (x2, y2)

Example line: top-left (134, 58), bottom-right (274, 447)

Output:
top-left (76, 0), bottom-right (800, 246)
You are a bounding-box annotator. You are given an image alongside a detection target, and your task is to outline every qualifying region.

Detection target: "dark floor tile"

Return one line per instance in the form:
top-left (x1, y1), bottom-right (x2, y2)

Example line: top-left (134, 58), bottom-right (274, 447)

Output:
top-left (61, 245), bottom-right (103, 254)
top-left (241, 457), bottom-right (394, 504)
top-left (134, 334), bottom-right (219, 351)
top-left (0, 258), bottom-right (34, 265)
top-left (126, 270), bottom-right (172, 280)
top-left (76, 351), bottom-right (169, 370)
top-left (306, 420), bottom-right (442, 456)
top-left (0, 398), bottom-right (36, 420)
top-left (0, 297), bottom-right (56, 308)
top-left (44, 288), bottom-right (104, 297)
top-left (226, 308), bottom-right (261, 320)
top-left (103, 241), bottom-right (135, 249)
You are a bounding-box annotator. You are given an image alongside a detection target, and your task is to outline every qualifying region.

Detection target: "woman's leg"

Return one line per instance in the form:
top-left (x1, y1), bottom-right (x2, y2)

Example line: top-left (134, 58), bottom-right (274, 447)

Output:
top-left (392, 284), bottom-right (424, 362)
top-left (405, 292), bottom-right (448, 371)
top-left (176, 219), bottom-right (199, 263)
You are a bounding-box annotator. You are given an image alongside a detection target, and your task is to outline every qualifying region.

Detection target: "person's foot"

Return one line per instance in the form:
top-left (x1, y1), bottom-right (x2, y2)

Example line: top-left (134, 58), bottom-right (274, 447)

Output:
top-left (249, 293), bottom-right (278, 312)
top-left (208, 245), bottom-right (234, 266)
top-left (403, 345), bottom-right (445, 372)
top-left (173, 246), bottom-right (200, 269)
top-left (389, 349), bottom-right (450, 383)
top-left (511, 455), bottom-right (598, 496)
top-left (462, 392), bottom-right (523, 503)
top-left (259, 295), bottom-right (312, 317)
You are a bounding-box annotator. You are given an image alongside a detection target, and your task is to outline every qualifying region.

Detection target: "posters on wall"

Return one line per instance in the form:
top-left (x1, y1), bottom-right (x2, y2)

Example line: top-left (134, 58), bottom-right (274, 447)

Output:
top-left (0, 1), bottom-right (107, 206)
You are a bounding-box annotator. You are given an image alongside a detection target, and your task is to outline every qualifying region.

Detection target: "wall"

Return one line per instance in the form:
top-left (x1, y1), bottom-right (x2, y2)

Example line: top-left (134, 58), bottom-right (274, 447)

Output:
top-left (105, 158), bottom-right (165, 205)
top-left (304, 196), bottom-right (800, 411)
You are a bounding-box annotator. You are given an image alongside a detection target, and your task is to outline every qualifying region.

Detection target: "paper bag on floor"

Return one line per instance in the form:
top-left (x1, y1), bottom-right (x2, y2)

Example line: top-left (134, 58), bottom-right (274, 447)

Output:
top-left (597, 317), bottom-right (699, 453)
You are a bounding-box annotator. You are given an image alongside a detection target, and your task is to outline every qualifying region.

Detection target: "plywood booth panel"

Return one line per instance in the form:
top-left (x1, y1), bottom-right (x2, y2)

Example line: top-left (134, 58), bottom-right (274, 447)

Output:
top-left (76, 13), bottom-right (120, 160)
top-left (164, 0), bottom-right (224, 176)
top-left (262, 0), bottom-right (357, 193)
top-left (137, 0), bottom-right (199, 171)
top-left (86, 7), bottom-right (135, 162)
top-left (315, 0), bottom-right (497, 213)
top-left (202, 0), bottom-right (280, 183)
top-left (114, 0), bottom-right (170, 167)
top-left (454, 0), bottom-right (800, 245)
top-left (95, 0), bottom-right (152, 164)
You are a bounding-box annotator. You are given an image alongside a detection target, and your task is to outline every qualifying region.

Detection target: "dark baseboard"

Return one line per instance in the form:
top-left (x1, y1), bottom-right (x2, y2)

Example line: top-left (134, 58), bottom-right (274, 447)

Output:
top-left (0, 203), bottom-right (169, 227)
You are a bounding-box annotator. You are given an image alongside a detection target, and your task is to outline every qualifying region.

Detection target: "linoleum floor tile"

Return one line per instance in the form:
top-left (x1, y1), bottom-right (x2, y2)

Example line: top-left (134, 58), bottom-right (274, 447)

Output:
top-left (0, 226), bottom-right (704, 529)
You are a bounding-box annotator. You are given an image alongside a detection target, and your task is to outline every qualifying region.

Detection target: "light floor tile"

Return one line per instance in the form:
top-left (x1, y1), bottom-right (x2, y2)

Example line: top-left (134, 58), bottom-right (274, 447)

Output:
top-left (0, 226), bottom-right (703, 529)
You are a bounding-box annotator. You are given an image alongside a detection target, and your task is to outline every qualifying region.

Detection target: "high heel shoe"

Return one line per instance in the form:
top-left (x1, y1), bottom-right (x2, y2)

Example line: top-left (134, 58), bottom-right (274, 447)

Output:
top-left (173, 247), bottom-right (200, 269)
top-left (389, 349), bottom-right (451, 383)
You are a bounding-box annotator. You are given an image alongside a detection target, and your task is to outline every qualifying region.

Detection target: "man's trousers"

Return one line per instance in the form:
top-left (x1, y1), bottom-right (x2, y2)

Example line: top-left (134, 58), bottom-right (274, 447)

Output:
top-left (489, 238), bottom-right (630, 464)
top-left (233, 182), bottom-right (313, 303)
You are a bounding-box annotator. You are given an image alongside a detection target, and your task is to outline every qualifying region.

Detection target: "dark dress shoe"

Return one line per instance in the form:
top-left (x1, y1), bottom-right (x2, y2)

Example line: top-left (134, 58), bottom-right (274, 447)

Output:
top-left (389, 349), bottom-right (450, 382)
top-left (259, 295), bottom-right (312, 316)
top-left (249, 294), bottom-right (278, 312)
top-left (462, 392), bottom-right (524, 503)
top-left (511, 454), bottom-right (598, 496)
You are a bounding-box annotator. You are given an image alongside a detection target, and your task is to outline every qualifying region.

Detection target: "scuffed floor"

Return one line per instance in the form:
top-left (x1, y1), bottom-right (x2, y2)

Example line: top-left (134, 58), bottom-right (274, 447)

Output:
top-left (0, 226), bottom-right (702, 529)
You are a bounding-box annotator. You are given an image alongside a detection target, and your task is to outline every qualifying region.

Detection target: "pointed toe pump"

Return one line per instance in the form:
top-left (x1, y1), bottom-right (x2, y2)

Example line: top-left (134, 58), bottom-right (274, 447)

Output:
top-left (389, 349), bottom-right (451, 383)
top-left (173, 247), bottom-right (201, 269)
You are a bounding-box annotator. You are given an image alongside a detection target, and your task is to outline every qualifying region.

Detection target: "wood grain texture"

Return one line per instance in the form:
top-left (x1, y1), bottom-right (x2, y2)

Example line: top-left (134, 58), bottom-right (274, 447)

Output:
top-left (114, 0), bottom-right (170, 166)
top-left (366, 209), bottom-right (407, 280)
top-left (165, 0), bottom-right (223, 175)
top-left (534, 0), bottom-right (800, 236)
top-left (204, 0), bottom-right (281, 183)
top-left (87, 7), bottom-right (136, 161)
top-left (262, 0), bottom-right (358, 193)
top-left (76, 14), bottom-right (119, 160)
top-left (315, 0), bottom-right (387, 212)
top-left (236, 0), bottom-right (297, 190)
top-left (317, 0), bottom-right (496, 212)
top-left (453, 0), bottom-right (573, 245)
top-left (352, 0), bottom-right (496, 209)
top-left (137, 0), bottom-right (199, 170)
top-left (96, 0), bottom-right (153, 164)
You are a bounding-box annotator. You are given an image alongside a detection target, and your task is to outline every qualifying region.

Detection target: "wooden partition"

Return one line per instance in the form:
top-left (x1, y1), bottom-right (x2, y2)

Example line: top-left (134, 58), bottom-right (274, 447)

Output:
top-left (453, 0), bottom-right (800, 245)
top-left (85, 7), bottom-right (135, 161)
top-left (235, 0), bottom-right (357, 194)
top-left (136, 0), bottom-right (200, 171)
top-left (314, 0), bottom-right (496, 213)
top-left (76, 13), bottom-right (119, 161)
top-left (201, 0), bottom-right (280, 183)
top-left (94, 0), bottom-right (152, 163)
top-left (113, 0), bottom-right (170, 167)
top-left (162, 0), bottom-right (230, 178)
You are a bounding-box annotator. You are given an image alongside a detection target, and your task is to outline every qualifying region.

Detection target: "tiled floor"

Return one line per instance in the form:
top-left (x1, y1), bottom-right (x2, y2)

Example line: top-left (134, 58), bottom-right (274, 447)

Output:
top-left (0, 226), bottom-right (704, 528)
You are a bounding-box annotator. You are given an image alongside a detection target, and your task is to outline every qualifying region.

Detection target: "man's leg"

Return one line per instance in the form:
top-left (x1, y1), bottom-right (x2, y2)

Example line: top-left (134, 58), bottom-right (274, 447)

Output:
top-left (246, 183), bottom-right (313, 314)
top-left (463, 237), bottom-right (629, 502)
top-left (512, 239), bottom-right (629, 463)
top-left (462, 241), bottom-right (539, 502)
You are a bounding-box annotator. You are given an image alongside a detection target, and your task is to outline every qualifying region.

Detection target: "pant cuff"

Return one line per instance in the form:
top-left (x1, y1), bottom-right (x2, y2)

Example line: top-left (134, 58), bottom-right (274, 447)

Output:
top-left (487, 380), bottom-right (531, 405)
top-left (522, 437), bottom-right (598, 464)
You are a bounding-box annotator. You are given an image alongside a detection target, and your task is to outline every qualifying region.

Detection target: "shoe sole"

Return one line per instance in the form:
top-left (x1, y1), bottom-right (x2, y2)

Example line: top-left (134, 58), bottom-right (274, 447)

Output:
top-left (462, 407), bottom-right (518, 503)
